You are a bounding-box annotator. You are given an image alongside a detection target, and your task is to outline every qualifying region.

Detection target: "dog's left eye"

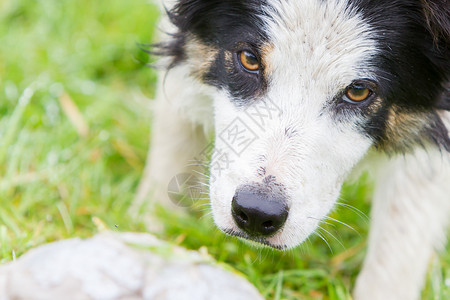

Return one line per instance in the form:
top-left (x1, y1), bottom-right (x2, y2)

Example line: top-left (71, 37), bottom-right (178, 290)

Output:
top-left (238, 51), bottom-right (260, 73)
top-left (343, 83), bottom-right (373, 103)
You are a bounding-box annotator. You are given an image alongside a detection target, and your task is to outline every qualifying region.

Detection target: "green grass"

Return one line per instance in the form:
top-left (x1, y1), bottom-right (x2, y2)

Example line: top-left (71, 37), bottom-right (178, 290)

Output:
top-left (0, 1), bottom-right (449, 299)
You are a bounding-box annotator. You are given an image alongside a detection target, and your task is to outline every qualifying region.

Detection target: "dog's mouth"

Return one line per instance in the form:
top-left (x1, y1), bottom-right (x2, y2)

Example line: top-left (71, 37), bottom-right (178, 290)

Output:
top-left (223, 228), bottom-right (287, 250)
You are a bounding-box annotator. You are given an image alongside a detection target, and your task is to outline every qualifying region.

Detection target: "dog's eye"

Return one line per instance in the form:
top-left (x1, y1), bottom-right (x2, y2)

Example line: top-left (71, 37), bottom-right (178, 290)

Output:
top-left (239, 51), bottom-right (260, 73)
top-left (344, 84), bottom-right (372, 103)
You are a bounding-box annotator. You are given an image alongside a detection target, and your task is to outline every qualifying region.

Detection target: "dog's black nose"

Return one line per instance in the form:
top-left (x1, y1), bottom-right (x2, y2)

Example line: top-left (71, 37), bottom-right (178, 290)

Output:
top-left (231, 184), bottom-right (288, 237)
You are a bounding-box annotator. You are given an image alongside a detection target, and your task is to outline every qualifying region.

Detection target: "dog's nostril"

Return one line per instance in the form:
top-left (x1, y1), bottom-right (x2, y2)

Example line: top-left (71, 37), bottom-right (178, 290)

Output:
top-left (261, 220), bottom-right (273, 230)
top-left (231, 184), bottom-right (289, 237)
top-left (238, 211), bottom-right (249, 223)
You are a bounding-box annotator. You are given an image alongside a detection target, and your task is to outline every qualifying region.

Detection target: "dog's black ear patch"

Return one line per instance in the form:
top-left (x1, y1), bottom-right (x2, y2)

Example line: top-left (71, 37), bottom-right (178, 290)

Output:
top-left (144, 0), bottom-right (205, 69)
top-left (421, 0), bottom-right (450, 44)
top-left (168, 0), bottom-right (266, 42)
top-left (143, 35), bottom-right (186, 69)
top-left (420, 1), bottom-right (450, 112)
top-left (152, 0), bottom-right (267, 70)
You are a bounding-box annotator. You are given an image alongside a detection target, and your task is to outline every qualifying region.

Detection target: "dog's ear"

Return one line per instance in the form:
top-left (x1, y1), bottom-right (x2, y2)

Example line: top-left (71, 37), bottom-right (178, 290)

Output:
top-left (421, 0), bottom-right (450, 44)
top-left (168, 0), bottom-right (208, 36)
top-left (420, 1), bottom-right (450, 111)
top-left (156, 0), bottom-right (264, 69)
top-left (168, 0), bottom-right (264, 39)
top-left (147, 0), bottom-right (207, 69)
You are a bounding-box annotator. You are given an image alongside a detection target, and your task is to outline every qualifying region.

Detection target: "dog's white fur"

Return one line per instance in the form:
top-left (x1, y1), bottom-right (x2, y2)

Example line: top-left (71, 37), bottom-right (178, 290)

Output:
top-left (135, 1), bottom-right (450, 299)
top-left (211, 0), bottom-right (378, 248)
top-left (354, 145), bottom-right (450, 299)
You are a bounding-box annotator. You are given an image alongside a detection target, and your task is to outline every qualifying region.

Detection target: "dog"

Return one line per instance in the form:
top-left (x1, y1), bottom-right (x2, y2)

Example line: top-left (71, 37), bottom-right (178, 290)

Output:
top-left (134, 0), bottom-right (450, 299)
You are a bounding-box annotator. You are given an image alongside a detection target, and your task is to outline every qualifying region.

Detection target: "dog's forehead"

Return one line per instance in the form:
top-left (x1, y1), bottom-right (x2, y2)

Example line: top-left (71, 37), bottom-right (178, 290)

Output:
top-left (262, 0), bottom-right (377, 91)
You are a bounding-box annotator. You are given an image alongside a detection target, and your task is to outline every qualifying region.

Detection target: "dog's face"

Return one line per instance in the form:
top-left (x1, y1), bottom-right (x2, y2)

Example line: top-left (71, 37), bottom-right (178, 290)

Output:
top-left (165, 0), bottom-right (450, 249)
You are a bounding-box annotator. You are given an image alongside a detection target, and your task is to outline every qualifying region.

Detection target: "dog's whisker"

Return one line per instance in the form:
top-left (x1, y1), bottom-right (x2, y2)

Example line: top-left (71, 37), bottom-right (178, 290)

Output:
top-left (324, 216), bottom-right (360, 236)
top-left (191, 169), bottom-right (211, 180)
top-left (196, 181), bottom-right (211, 188)
top-left (313, 230), bottom-right (333, 254)
top-left (335, 201), bottom-right (369, 222)
top-left (308, 216), bottom-right (336, 228)
top-left (195, 202), bottom-right (212, 209)
top-left (185, 162), bottom-right (210, 168)
top-left (188, 184), bottom-right (210, 193)
top-left (198, 208), bottom-right (212, 214)
top-left (199, 210), bottom-right (214, 219)
top-left (317, 225), bottom-right (345, 249)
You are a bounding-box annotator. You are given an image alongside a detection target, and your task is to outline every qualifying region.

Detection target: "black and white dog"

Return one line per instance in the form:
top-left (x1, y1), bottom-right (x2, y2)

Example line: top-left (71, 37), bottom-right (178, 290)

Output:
top-left (135, 0), bottom-right (450, 299)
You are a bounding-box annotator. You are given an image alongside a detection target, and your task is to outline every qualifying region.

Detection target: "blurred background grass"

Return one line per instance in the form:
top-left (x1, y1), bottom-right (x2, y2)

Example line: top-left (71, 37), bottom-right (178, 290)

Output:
top-left (0, 0), bottom-right (448, 299)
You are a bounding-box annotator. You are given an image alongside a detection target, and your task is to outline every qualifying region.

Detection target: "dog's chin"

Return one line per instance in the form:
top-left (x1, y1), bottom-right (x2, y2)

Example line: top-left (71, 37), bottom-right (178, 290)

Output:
top-left (222, 228), bottom-right (288, 250)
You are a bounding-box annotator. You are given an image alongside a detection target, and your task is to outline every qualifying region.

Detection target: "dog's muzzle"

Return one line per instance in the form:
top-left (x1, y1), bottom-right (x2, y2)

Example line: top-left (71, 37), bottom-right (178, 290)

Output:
top-left (231, 181), bottom-right (289, 237)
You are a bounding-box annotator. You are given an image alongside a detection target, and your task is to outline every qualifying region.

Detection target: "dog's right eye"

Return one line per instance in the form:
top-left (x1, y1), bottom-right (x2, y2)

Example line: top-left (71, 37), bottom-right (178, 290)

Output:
top-left (345, 86), bottom-right (371, 102)
top-left (342, 80), bottom-right (376, 104)
top-left (238, 51), bottom-right (260, 73)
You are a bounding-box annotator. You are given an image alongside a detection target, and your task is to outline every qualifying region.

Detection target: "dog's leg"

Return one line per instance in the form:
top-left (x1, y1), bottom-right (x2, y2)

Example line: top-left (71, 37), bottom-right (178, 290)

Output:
top-left (354, 147), bottom-right (450, 300)
top-left (131, 66), bottom-right (213, 215)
